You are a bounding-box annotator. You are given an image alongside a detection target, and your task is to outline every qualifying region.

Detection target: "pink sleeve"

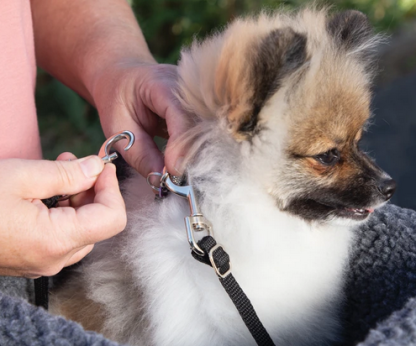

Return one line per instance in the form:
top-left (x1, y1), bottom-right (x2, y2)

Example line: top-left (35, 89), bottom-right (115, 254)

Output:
top-left (0, 0), bottom-right (42, 159)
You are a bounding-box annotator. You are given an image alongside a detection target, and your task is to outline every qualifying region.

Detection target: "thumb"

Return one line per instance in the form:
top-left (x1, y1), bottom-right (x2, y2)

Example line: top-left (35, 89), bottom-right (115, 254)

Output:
top-left (15, 156), bottom-right (104, 199)
top-left (164, 136), bottom-right (186, 176)
top-left (163, 106), bottom-right (190, 176)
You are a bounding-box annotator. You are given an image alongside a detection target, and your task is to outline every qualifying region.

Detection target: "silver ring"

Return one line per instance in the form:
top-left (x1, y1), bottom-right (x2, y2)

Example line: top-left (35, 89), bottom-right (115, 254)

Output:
top-left (147, 172), bottom-right (163, 193)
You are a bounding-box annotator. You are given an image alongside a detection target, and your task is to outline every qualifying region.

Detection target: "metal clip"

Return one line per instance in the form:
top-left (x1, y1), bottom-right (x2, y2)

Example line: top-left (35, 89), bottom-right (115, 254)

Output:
top-left (156, 170), bottom-right (213, 256)
top-left (147, 172), bottom-right (169, 199)
top-left (98, 130), bottom-right (135, 163)
top-left (57, 130), bottom-right (135, 202)
top-left (147, 172), bottom-right (186, 200)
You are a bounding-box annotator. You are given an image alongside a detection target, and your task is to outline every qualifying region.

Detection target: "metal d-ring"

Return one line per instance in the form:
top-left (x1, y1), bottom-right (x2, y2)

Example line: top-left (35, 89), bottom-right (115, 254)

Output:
top-left (99, 130), bottom-right (135, 164)
top-left (147, 172), bottom-right (164, 194)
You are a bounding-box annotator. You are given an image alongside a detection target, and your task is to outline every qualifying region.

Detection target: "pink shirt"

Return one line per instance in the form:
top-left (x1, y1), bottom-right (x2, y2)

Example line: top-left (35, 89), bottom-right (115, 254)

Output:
top-left (0, 0), bottom-right (41, 159)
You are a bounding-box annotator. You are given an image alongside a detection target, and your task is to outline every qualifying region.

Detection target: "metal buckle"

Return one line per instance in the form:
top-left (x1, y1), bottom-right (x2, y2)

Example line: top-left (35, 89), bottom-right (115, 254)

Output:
top-left (209, 244), bottom-right (232, 278)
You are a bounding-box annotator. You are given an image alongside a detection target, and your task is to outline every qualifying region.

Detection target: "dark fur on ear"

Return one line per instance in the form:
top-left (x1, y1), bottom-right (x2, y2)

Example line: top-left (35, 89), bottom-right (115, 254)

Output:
top-left (327, 10), bottom-right (373, 51)
top-left (238, 28), bottom-right (307, 135)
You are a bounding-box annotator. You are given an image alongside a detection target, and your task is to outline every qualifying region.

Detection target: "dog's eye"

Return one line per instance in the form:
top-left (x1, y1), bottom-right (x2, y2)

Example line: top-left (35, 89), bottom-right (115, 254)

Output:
top-left (314, 149), bottom-right (340, 166)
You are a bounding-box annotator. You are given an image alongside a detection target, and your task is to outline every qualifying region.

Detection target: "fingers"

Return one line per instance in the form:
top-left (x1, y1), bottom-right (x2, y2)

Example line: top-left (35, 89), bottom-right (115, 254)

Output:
top-left (98, 63), bottom-right (190, 177)
top-left (64, 244), bottom-right (94, 267)
top-left (141, 64), bottom-right (190, 176)
top-left (28, 162), bottom-right (124, 276)
top-left (70, 164), bottom-right (127, 245)
top-left (163, 104), bottom-right (190, 176)
top-left (55, 153), bottom-right (97, 207)
top-left (48, 156), bottom-right (125, 250)
top-left (0, 154), bottom-right (125, 277)
top-left (130, 65), bottom-right (189, 176)
top-left (126, 129), bottom-right (164, 177)
top-left (158, 91), bottom-right (190, 175)
top-left (15, 156), bottom-right (104, 199)
top-left (56, 152), bottom-right (77, 161)
top-left (68, 188), bottom-right (96, 207)
top-left (103, 107), bottom-right (165, 177)
top-left (55, 152), bottom-right (79, 207)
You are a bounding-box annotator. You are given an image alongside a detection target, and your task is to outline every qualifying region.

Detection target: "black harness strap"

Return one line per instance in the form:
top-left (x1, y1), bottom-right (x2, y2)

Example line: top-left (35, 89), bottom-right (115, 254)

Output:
top-left (34, 196), bottom-right (60, 310)
top-left (192, 236), bottom-right (276, 346)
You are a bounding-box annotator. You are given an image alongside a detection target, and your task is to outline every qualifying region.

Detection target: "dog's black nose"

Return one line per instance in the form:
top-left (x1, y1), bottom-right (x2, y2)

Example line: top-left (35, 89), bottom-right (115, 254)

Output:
top-left (377, 178), bottom-right (396, 200)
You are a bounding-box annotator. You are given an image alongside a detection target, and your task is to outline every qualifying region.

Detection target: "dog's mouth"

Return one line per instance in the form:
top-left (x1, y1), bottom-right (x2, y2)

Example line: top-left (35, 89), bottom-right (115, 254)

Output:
top-left (312, 198), bottom-right (377, 221)
top-left (332, 206), bottom-right (375, 220)
top-left (284, 197), bottom-right (381, 222)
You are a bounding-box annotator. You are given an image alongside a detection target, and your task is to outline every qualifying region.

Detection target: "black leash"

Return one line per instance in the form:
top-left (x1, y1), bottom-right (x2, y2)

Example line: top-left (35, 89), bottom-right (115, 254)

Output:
top-left (34, 275), bottom-right (49, 310)
top-left (34, 196), bottom-right (60, 310)
top-left (192, 235), bottom-right (276, 346)
top-left (149, 172), bottom-right (276, 345)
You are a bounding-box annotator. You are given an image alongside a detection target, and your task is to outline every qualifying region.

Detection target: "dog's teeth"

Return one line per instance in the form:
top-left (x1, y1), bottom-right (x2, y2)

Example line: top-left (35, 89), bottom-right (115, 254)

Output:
top-left (347, 208), bottom-right (368, 214)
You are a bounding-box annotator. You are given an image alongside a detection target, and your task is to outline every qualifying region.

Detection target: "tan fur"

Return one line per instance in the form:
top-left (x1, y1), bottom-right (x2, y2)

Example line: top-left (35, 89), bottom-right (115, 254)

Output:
top-left (50, 280), bottom-right (106, 334)
top-left (304, 157), bottom-right (334, 176)
top-left (175, 7), bottom-right (379, 158)
top-left (288, 56), bottom-right (371, 154)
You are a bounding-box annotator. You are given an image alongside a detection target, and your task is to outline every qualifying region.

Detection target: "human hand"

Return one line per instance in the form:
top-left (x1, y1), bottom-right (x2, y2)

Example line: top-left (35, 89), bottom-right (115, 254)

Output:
top-left (31, 0), bottom-right (190, 177)
top-left (89, 62), bottom-right (190, 177)
top-left (0, 155), bottom-right (126, 278)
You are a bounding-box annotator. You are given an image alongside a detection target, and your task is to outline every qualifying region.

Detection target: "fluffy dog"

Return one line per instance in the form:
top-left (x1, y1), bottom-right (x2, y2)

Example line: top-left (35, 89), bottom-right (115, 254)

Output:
top-left (50, 8), bottom-right (396, 346)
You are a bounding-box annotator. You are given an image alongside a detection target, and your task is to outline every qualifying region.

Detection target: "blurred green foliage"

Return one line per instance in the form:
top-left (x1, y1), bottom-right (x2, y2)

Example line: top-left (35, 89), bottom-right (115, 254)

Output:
top-left (133, 0), bottom-right (416, 64)
top-left (37, 72), bottom-right (105, 159)
top-left (38, 0), bottom-right (416, 159)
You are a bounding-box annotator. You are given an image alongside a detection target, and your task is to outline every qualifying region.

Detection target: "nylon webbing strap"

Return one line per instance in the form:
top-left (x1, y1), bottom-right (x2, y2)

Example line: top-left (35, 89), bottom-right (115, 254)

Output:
top-left (34, 276), bottom-right (49, 310)
top-left (192, 236), bottom-right (276, 346)
top-left (34, 196), bottom-right (60, 310)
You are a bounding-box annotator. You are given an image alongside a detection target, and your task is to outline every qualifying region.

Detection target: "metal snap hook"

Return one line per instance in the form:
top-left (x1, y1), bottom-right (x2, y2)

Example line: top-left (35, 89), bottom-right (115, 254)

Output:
top-left (99, 130), bottom-right (135, 163)
top-left (147, 167), bottom-right (187, 199)
top-left (55, 130), bottom-right (135, 202)
top-left (158, 170), bottom-right (212, 256)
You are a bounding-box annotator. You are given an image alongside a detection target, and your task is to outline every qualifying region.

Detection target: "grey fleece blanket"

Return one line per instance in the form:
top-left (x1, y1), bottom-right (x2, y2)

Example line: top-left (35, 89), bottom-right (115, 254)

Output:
top-left (1, 204), bottom-right (416, 346)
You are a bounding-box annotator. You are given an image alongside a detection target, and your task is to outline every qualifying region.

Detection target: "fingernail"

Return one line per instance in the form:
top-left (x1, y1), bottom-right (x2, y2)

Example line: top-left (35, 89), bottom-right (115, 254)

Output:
top-left (174, 156), bottom-right (185, 175)
top-left (79, 156), bottom-right (103, 178)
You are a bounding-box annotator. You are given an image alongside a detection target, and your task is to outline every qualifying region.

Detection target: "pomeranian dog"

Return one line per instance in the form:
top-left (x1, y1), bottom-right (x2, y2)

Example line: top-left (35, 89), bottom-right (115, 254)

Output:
top-left (50, 8), bottom-right (396, 346)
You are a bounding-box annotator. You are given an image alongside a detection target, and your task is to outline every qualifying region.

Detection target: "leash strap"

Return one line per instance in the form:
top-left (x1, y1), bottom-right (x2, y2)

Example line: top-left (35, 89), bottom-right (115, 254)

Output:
top-left (34, 276), bottom-right (49, 310)
top-left (192, 236), bottom-right (276, 346)
top-left (34, 196), bottom-right (60, 310)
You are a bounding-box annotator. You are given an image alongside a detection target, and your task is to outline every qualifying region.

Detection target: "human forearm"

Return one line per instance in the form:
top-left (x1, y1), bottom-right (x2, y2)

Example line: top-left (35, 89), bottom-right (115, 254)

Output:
top-left (31, 0), bottom-right (155, 105)
top-left (32, 0), bottom-right (189, 177)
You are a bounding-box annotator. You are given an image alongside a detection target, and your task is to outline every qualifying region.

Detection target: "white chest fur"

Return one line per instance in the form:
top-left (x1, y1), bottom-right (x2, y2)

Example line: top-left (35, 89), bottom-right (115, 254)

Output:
top-left (97, 174), bottom-right (354, 346)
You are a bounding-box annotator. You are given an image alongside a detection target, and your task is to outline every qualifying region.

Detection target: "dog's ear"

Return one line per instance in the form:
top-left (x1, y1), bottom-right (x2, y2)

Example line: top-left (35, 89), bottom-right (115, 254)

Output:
top-left (226, 27), bottom-right (308, 140)
top-left (327, 10), bottom-right (372, 51)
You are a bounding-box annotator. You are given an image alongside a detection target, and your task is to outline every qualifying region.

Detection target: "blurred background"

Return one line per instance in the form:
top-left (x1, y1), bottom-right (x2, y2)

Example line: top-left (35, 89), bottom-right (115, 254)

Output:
top-left (37, 0), bottom-right (416, 209)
